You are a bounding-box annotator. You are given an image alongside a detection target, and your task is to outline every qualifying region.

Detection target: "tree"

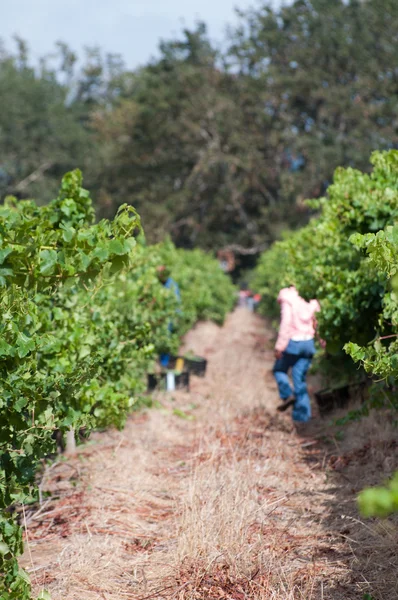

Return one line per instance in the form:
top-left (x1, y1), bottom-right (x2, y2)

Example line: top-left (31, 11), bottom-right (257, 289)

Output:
top-left (0, 40), bottom-right (94, 201)
top-left (0, 40), bottom-right (124, 205)
top-left (92, 24), bottom-right (299, 249)
top-left (3, 2), bottom-right (398, 254)
top-left (228, 0), bottom-right (398, 208)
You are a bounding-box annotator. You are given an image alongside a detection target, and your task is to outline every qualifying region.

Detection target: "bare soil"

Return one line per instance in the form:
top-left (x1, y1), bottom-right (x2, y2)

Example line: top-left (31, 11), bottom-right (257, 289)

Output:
top-left (23, 308), bottom-right (398, 599)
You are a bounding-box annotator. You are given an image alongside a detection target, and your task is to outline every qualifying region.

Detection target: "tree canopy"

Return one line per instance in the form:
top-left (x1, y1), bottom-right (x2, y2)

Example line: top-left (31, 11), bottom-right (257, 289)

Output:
top-left (1, 0), bottom-right (397, 252)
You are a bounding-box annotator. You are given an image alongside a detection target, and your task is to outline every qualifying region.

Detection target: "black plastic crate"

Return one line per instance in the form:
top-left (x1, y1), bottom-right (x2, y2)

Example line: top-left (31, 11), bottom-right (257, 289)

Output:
top-left (167, 355), bottom-right (207, 377)
top-left (314, 381), bottom-right (368, 417)
top-left (315, 385), bottom-right (350, 417)
top-left (147, 371), bottom-right (190, 392)
top-left (185, 356), bottom-right (207, 377)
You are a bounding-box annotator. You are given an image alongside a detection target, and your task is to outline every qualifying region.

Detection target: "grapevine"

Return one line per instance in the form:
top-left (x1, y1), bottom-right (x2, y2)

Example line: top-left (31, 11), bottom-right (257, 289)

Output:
top-left (0, 171), bottom-right (236, 599)
top-left (252, 150), bottom-right (398, 519)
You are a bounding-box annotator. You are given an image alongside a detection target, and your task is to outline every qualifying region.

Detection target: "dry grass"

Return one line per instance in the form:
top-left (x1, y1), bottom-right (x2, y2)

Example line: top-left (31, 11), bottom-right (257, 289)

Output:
top-left (23, 308), bottom-right (398, 600)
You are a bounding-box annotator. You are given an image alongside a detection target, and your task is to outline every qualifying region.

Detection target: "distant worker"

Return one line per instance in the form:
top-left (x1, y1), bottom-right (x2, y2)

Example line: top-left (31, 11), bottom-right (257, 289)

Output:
top-left (157, 265), bottom-right (181, 302)
top-left (253, 293), bottom-right (261, 312)
top-left (238, 284), bottom-right (250, 308)
top-left (273, 285), bottom-right (321, 423)
top-left (157, 265), bottom-right (181, 367)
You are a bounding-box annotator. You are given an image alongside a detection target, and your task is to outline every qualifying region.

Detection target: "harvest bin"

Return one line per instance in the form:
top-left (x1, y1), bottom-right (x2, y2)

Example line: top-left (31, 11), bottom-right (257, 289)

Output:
top-left (314, 386), bottom-right (350, 417)
top-left (314, 381), bottom-right (368, 417)
top-left (147, 371), bottom-right (190, 392)
top-left (168, 355), bottom-right (207, 377)
top-left (185, 356), bottom-right (207, 377)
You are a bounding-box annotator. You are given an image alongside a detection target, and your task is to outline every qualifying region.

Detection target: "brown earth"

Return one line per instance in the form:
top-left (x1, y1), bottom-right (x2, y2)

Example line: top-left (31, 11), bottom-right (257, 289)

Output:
top-left (23, 308), bottom-right (398, 599)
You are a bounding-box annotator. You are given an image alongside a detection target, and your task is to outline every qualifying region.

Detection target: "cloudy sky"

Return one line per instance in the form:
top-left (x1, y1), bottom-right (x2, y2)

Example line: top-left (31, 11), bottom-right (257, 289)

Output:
top-left (1, 0), bottom-right (283, 68)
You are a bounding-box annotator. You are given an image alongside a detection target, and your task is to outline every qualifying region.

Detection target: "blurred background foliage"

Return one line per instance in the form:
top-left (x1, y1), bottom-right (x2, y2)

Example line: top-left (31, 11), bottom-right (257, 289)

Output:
top-left (1, 0), bottom-right (398, 254)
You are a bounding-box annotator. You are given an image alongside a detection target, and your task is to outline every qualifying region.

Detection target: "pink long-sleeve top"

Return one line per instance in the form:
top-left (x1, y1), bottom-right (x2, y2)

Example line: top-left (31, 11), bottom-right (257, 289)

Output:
top-left (275, 286), bottom-right (321, 353)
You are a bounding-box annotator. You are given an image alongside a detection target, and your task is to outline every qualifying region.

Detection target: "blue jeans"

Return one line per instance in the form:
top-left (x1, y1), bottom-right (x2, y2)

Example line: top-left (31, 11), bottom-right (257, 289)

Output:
top-left (273, 339), bottom-right (315, 422)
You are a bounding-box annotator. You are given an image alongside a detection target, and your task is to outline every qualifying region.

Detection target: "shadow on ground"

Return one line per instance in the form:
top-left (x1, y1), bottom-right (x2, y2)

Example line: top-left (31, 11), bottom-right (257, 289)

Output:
top-left (294, 406), bottom-right (398, 600)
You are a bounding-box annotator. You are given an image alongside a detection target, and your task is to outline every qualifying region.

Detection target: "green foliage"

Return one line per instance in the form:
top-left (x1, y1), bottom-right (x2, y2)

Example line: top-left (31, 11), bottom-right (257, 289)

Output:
top-left (0, 45), bottom-right (93, 202)
top-left (253, 150), bottom-right (398, 521)
top-left (250, 235), bottom-right (293, 321)
top-left (92, 23), bottom-right (283, 250)
top-left (4, 1), bottom-right (398, 252)
top-left (0, 171), bottom-right (235, 598)
top-left (345, 222), bottom-right (398, 381)
top-left (0, 515), bottom-right (30, 599)
top-left (153, 240), bottom-right (236, 329)
top-left (95, 0), bottom-right (398, 249)
top-left (337, 153), bottom-right (398, 522)
top-left (358, 473), bottom-right (398, 518)
top-left (230, 0), bottom-right (398, 223)
top-left (253, 151), bottom-right (398, 381)
top-left (0, 170), bottom-right (141, 599)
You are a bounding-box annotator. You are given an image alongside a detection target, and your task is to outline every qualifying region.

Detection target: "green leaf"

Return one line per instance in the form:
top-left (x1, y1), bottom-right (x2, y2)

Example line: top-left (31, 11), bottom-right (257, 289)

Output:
top-left (17, 567), bottom-right (31, 584)
top-left (172, 408), bottom-right (195, 421)
top-left (16, 333), bottom-right (35, 358)
top-left (0, 247), bottom-right (13, 264)
top-left (92, 245), bottom-right (109, 261)
top-left (0, 338), bottom-right (14, 357)
top-left (109, 239), bottom-right (129, 256)
top-left (79, 346), bottom-right (92, 360)
top-left (14, 397), bottom-right (28, 412)
top-left (61, 225), bottom-right (76, 243)
top-left (39, 249), bottom-right (58, 275)
top-left (0, 541), bottom-right (10, 555)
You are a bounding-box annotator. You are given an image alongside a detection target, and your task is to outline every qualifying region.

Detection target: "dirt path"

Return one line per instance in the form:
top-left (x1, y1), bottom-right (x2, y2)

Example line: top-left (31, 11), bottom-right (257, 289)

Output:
top-left (24, 309), bottom-right (398, 599)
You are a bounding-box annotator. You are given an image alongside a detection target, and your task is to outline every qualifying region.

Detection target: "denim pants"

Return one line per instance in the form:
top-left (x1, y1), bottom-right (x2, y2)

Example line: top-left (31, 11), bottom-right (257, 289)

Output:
top-left (273, 339), bottom-right (315, 422)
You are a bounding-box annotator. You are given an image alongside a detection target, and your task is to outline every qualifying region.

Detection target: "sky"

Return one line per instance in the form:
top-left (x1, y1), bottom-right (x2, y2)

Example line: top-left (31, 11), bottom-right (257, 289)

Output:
top-left (0, 0), bottom-right (282, 69)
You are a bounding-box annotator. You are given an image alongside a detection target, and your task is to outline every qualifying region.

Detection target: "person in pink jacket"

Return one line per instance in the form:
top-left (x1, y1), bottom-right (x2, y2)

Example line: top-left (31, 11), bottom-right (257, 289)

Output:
top-left (273, 286), bottom-right (321, 422)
